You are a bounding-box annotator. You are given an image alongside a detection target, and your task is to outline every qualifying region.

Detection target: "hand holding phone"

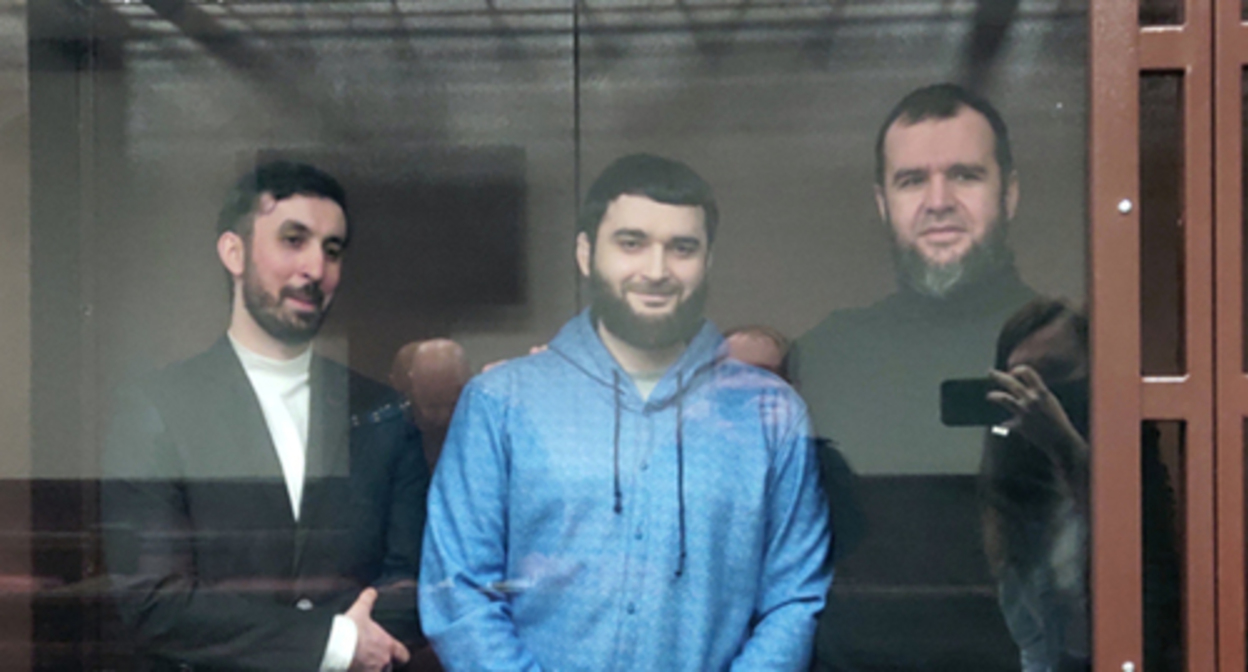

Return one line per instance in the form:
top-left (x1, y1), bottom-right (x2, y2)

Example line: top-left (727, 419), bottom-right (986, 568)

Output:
top-left (940, 377), bottom-right (1011, 427)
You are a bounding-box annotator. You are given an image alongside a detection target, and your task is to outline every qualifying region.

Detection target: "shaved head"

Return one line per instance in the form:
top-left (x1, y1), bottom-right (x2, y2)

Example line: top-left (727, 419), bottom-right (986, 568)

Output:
top-left (390, 339), bottom-right (471, 467)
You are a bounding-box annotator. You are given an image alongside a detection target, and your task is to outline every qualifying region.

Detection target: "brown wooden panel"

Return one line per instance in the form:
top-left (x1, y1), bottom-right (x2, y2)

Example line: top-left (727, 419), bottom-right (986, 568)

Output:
top-left (1171, 1), bottom-right (1218, 666)
top-left (1215, 0), bottom-right (1248, 669)
top-left (1134, 1), bottom-right (1218, 669)
top-left (1091, 1), bottom-right (1145, 669)
top-left (1141, 27), bottom-right (1200, 68)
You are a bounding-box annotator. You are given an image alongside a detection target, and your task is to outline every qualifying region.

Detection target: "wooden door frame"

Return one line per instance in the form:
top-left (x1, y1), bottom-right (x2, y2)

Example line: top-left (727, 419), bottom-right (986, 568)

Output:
top-left (1090, 0), bottom-right (1219, 669)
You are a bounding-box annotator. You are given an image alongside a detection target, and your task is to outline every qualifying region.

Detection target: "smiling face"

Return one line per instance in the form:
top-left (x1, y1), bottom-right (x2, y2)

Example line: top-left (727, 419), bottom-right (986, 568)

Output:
top-left (219, 193), bottom-right (347, 353)
top-left (576, 193), bottom-right (711, 351)
top-left (877, 105), bottom-right (1018, 296)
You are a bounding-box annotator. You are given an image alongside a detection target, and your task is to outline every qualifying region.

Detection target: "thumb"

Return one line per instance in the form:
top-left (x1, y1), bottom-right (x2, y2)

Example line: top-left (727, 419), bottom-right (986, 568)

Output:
top-left (346, 587), bottom-right (378, 619)
top-left (391, 639), bottom-right (411, 664)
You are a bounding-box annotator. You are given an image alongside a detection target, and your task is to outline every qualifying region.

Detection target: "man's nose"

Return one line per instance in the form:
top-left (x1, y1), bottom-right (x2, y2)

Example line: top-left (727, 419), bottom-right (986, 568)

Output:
top-left (923, 175), bottom-right (954, 213)
top-left (300, 248), bottom-right (327, 281)
top-left (640, 244), bottom-right (670, 280)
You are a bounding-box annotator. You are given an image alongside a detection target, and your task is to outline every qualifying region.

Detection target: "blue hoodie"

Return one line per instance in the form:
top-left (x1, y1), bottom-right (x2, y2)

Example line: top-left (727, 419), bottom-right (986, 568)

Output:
top-left (420, 310), bottom-right (832, 671)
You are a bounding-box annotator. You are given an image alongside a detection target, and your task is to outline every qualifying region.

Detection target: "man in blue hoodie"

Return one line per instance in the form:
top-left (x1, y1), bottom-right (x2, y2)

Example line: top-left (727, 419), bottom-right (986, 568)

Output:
top-left (420, 154), bottom-right (833, 670)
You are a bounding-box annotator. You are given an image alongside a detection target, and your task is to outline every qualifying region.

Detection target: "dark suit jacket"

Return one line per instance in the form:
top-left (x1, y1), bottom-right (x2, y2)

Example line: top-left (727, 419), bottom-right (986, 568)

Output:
top-left (101, 337), bottom-right (429, 672)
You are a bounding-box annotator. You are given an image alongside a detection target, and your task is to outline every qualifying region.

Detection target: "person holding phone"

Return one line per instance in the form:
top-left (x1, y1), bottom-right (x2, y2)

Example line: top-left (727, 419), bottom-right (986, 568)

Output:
top-left (978, 298), bottom-right (1180, 672)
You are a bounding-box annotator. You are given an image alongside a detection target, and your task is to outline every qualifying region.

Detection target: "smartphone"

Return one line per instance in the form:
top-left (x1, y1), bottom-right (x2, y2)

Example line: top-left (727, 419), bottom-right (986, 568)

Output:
top-left (939, 377), bottom-right (1012, 427)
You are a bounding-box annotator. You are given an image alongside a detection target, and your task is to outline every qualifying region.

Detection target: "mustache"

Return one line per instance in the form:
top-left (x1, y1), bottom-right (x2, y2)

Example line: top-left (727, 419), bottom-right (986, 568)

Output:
top-left (621, 279), bottom-right (681, 295)
top-left (281, 284), bottom-right (324, 308)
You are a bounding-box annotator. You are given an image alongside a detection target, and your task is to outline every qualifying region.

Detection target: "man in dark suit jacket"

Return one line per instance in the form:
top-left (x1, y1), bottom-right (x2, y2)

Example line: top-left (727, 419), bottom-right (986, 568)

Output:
top-left (102, 161), bottom-right (428, 672)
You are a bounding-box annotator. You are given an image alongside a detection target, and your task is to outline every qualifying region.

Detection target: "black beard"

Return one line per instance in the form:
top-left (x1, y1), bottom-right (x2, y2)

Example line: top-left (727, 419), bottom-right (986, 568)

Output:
top-left (242, 256), bottom-right (328, 346)
top-left (889, 209), bottom-right (1012, 299)
top-left (589, 267), bottom-right (708, 351)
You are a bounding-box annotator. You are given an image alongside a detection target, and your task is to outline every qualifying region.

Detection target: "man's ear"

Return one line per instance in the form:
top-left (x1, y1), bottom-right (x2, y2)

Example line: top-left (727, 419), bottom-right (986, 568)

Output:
top-left (217, 231), bottom-right (245, 279)
top-left (1004, 170), bottom-right (1020, 221)
top-left (576, 231), bottom-right (592, 278)
top-left (874, 183), bottom-right (888, 224)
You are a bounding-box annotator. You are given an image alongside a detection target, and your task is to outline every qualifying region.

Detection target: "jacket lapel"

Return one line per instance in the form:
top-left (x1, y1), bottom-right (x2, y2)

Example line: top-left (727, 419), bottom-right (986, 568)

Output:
top-left (206, 337), bottom-right (299, 528)
top-left (294, 355), bottom-right (351, 570)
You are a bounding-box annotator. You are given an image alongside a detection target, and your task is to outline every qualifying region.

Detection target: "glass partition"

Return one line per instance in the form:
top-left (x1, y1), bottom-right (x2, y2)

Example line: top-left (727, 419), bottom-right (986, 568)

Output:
top-left (22, 1), bottom-right (1090, 670)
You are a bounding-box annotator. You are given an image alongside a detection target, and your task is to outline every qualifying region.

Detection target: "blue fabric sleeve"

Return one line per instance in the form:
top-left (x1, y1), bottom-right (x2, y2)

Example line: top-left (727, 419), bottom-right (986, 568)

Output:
top-left (730, 409), bottom-right (834, 671)
top-left (419, 379), bottom-right (544, 672)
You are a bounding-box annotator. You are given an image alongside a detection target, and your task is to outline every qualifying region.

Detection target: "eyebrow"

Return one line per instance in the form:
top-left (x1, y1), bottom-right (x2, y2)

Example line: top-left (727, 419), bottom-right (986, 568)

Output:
top-left (279, 220), bottom-right (347, 247)
top-left (947, 163), bottom-right (989, 177)
top-left (891, 162), bottom-right (990, 184)
top-left (278, 220), bottom-right (312, 235)
top-left (611, 228), bottom-right (648, 240)
top-left (890, 168), bottom-right (929, 185)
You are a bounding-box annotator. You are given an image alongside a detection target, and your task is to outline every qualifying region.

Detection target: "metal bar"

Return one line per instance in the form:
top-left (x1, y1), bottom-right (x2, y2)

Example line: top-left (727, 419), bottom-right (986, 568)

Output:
top-left (1214, 0), bottom-right (1247, 667)
top-left (1175, 1), bottom-right (1219, 667)
top-left (1090, 0), bottom-right (1145, 669)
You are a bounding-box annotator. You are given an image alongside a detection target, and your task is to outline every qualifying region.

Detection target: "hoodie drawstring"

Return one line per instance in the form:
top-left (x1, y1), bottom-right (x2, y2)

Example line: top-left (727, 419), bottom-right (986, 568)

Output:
top-left (675, 372), bottom-right (687, 578)
top-left (610, 368), bottom-right (687, 579)
top-left (612, 370), bottom-right (623, 515)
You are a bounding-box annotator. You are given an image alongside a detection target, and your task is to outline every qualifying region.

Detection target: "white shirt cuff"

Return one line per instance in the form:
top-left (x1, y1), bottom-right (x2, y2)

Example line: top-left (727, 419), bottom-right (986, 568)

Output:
top-left (319, 614), bottom-right (359, 672)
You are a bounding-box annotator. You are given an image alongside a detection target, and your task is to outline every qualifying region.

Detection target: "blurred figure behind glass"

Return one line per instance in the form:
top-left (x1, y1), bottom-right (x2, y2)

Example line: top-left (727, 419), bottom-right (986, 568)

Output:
top-left (390, 339), bottom-right (471, 470)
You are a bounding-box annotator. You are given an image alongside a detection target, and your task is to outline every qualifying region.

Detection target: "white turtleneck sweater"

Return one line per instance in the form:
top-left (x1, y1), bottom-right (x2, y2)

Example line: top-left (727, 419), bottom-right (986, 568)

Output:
top-left (227, 334), bottom-right (358, 672)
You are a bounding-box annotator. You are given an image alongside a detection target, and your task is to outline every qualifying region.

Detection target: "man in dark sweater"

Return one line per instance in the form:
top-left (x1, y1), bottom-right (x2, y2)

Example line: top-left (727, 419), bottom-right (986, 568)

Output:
top-left (796, 84), bottom-right (1038, 670)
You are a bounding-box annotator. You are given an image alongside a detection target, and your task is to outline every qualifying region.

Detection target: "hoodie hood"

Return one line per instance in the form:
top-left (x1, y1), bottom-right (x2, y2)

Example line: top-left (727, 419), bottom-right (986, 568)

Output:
top-left (547, 308), bottom-right (726, 409)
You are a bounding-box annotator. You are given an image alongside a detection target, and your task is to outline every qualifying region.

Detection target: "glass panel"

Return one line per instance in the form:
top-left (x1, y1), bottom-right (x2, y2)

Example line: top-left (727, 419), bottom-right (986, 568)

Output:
top-left (1140, 0), bottom-right (1185, 26)
top-left (1143, 420), bottom-right (1185, 672)
top-left (1140, 72), bottom-right (1187, 376)
top-left (582, 4), bottom-right (1083, 671)
top-left (24, 0), bottom-right (1089, 670)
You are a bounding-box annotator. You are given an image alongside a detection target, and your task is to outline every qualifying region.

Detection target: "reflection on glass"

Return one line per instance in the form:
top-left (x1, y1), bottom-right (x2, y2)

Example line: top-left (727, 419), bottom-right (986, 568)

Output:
top-left (1140, 72), bottom-right (1187, 376)
top-left (23, 0), bottom-right (1091, 668)
top-left (1142, 421), bottom-right (1185, 672)
top-left (1139, 0), bottom-right (1184, 26)
top-left (980, 300), bottom-right (1091, 671)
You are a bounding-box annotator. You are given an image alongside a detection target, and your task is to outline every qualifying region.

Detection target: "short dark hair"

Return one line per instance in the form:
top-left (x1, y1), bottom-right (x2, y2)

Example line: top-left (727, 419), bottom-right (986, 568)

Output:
top-left (993, 297), bottom-right (1087, 370)
top-left (874, 83), bottom-right (1014, 187)
top-left (578, 153), bottom-right (719, 248)
top-left (216, 160), bottom-right (350, 243)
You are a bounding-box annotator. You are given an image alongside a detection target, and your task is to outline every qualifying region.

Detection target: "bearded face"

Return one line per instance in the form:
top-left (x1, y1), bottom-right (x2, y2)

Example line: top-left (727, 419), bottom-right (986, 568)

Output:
top-left (589, 263), bottom-right (708, 350)
top-left (875, 107), bottom-right (1019, 298)
top-left (241, 241), bottom-right (331, 345)
top-left (888, 204), bottom-right (1012, 298)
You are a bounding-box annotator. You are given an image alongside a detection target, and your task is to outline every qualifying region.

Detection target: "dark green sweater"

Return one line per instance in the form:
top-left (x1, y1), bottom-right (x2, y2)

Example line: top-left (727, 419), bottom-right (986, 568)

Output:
top-left (794, 266), bottom-right (1037, 476)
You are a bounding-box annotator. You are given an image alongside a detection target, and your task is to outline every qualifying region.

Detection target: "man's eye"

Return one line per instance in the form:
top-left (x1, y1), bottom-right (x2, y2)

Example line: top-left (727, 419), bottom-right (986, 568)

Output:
top-left (618, 239), bottom-right (643, 251)
top-left (325, 246), bottom-right (344, 260)
top-left (896, 176), bottom-right (923, 188)
top-left (672, 244), bottom-right (699, 257)
top-left (284, 236), bottom-right (305, 247)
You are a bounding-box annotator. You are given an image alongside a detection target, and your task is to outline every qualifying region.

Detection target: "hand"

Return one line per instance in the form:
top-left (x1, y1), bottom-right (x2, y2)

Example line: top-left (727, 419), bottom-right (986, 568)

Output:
top-left (986, 366), bottom-right (1083, 450)
top-left (346, 588), bottom-right (411, 672)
